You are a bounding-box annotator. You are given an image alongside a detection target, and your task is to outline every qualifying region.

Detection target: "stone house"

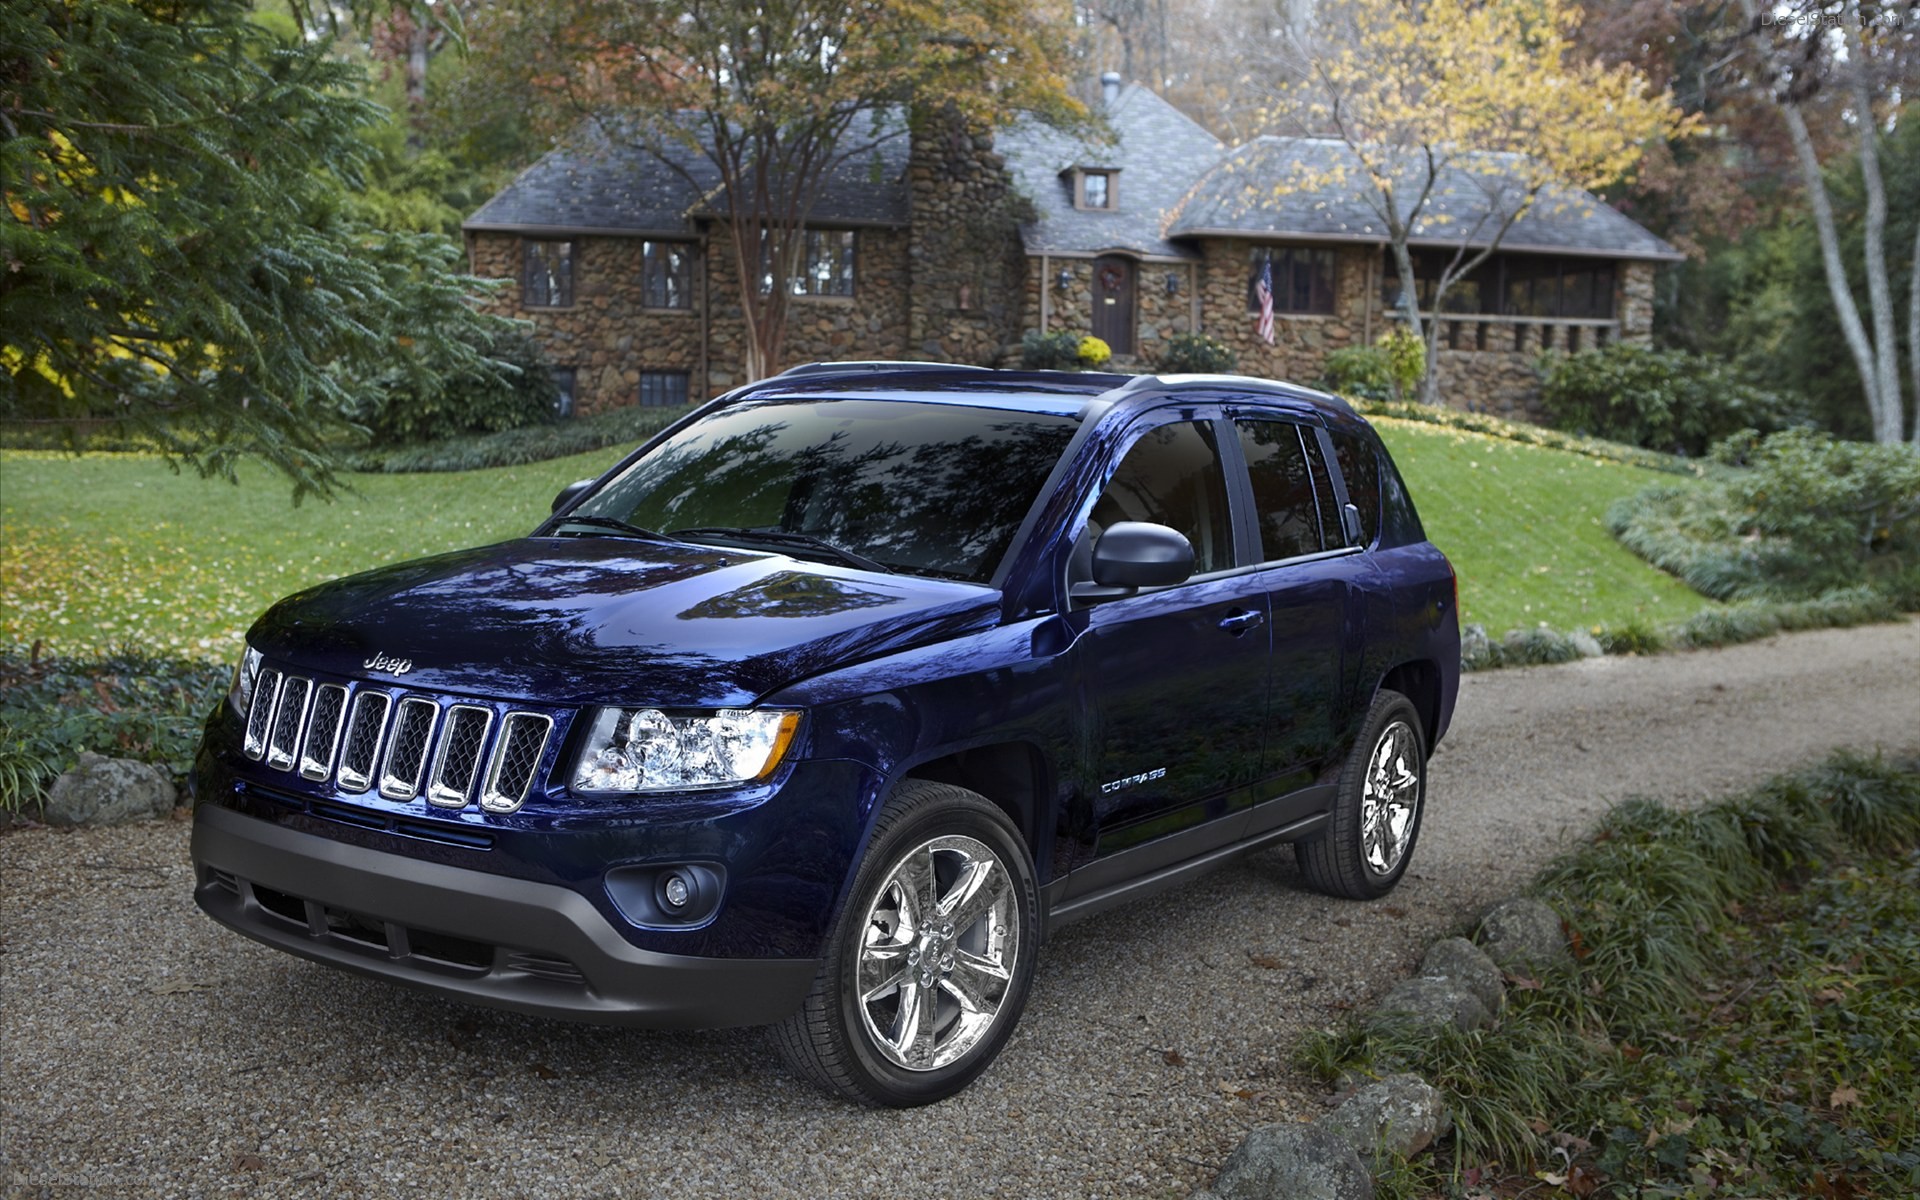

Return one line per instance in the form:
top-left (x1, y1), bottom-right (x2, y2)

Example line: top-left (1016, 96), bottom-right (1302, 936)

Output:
top-left (463, 78), bottom-right (1679, 420)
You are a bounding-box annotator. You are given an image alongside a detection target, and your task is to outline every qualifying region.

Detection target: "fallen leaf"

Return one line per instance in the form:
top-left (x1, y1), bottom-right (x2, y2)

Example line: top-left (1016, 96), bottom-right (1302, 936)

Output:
top-left (151, 979), bottom-right (211, 995)
top-left (1248, 953), bottom-right (1285, 970)
top-left (233, 1154), bottom-right (266, 1172)
top-left (1813, 988), bottom-right (1847, 1004)
top-left (1162, 1049), bottom-right (1186, 1066)
top-left (1620, 1043), bottom-right (1645, 1062)
top-left (1382, 905), bottom-right (1408, 918)
top-left (1332, 917), bottom-right (1352, 927)
top-left (1505, 973), bottom-right (1543, 991)
top-left (1829, 1084), bottom-right (1860, 1108)
top-left (531, 1063), bottom-right (558, 1080)
top-left (1527, 1117), bottom-right (1551, 1135)
top-left (1567, 1163), bottom-right (1602, 1198)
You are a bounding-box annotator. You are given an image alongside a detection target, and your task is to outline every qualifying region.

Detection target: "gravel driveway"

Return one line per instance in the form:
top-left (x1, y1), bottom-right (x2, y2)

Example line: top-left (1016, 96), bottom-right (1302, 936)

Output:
top-left (5, 618), bottom-right (1917, 1200)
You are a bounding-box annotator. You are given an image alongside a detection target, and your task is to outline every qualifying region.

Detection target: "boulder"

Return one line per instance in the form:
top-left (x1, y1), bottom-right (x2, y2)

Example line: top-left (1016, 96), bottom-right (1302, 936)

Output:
top-left (1370, 976), bottom-right (1493, 1034)
top-left (1419, 937), bottom-right (1505, 1015)
top-left (42, 752), bottom-right (177, 827)
top-left (1460, 623), bottom-right (1492, 668)
top-left (1212, 1123), bottom-right (1373, 1200)
top-left (1318, 1073), bottom-right (1452, 1160)
top-left (1477, 897), bottom-right (1572, 973)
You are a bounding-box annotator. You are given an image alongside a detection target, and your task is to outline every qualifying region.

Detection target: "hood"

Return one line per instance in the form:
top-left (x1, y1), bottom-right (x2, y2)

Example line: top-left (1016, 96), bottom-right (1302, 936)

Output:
top-left (248, 537), bottom-right (1001, 707)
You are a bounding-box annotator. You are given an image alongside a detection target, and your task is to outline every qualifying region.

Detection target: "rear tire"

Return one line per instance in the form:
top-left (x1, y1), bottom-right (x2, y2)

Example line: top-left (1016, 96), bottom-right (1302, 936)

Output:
top-left (1297, 688), bottom-right (1427, 900)
top-left (772, 779), bottom-right (1038, 1106)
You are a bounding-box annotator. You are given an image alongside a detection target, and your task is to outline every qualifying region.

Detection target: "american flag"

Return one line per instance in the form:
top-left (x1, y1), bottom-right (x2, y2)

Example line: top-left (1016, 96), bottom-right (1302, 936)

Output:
top-left (1254, 258), bottom-right (1275, 345)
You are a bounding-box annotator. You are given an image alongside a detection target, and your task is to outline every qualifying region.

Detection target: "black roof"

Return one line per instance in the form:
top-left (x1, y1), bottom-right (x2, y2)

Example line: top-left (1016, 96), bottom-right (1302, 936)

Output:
top-left (1165, 137), bottom-right (1682, 262)
top-left (464, 114), bottom-right (912, 237)
top-left (996, 84), bottom-right (1224, 261)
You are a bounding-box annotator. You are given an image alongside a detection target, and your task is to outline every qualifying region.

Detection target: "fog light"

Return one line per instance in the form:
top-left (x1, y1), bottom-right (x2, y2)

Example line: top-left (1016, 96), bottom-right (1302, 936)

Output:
top-left (660, 871), bottom-right (694, 910)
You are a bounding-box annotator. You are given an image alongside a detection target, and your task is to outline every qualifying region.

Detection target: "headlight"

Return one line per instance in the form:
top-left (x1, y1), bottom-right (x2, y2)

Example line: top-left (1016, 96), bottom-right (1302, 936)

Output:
top-left (570, 707), bottom-right (801, 793)
top-left (227, 645), bottom-right (263, 717)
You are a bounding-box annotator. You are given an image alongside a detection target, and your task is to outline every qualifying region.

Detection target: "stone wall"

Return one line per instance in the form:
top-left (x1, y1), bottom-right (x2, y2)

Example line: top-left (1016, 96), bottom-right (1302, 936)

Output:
top-left (1618, 260), bottom-right (1655, 344)
top-left (700, 225), bottom-right (912, 392)
top-left (907, 112), bottom-right (1029, 364)
top-left (469, 233), bottom-right (703, 416)
top-left (1195, 240), bottom-right (1374, 384)
top-left (470, 226), bottom-right (914, 404)
top-left (1020, 257), bottom-right (1203, 367)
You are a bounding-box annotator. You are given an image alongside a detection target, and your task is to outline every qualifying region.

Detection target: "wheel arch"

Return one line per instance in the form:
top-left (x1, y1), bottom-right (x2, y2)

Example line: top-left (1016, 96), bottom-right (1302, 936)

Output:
top-left (1375, 659), bottom-right (1441, 750)
top-left (900, 740), bottom-right (1052, 875)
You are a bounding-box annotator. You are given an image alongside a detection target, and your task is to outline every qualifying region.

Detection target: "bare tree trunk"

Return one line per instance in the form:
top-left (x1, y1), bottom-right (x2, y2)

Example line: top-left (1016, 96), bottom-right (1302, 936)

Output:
top-left (1850, 10), bottom-right (1901, 444)
top-left (405, 19), bottom-right (430, 150)
top-left (1910, 219), bottom-right (1919, 443)
top-left (1781, 100), bottom-right (1899, 442)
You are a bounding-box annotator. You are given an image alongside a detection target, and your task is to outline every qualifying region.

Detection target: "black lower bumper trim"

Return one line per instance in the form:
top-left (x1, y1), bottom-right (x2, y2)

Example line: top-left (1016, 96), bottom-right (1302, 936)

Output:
top-left (191, 804), bottom-right (818, 1029)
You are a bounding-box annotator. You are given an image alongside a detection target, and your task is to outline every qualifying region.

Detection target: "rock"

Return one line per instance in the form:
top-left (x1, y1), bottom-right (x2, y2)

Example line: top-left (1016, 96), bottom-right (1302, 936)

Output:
top-left (43, 752), bottom-right (177, 826)
top-left (1370, 976), bottom-right (1493, 1034)
top-left (1419, 937), bottom-right (1505, 1015)
top-left (1212, 1123), bottom-right (1373, 1200)
top-left (1477, 897), bottom-right (1572, 972)
top-left (1318, 1073), bottom-right (1452, 1160)
top-left (1569, 628), bottom-right (1605, 658)
top-left (1460, 623), bottom-right (1491, 667)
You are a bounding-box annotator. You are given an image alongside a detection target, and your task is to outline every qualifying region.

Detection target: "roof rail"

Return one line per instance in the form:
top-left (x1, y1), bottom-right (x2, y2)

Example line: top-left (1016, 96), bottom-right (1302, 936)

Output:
top-left (773, 360), bottom-right (990, 379)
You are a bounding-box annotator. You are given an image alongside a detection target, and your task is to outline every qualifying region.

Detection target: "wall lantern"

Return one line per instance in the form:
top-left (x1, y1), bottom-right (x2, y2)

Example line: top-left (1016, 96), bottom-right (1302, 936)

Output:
top-left (1055, 267), bottom-right (1074, 291)
top-left (1165, 272), bottom-right (1181, 297)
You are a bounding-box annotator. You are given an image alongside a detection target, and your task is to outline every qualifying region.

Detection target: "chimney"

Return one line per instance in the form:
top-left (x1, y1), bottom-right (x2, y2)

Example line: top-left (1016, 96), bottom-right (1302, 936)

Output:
top-left (1101, 72), bottom-right (1122, 107)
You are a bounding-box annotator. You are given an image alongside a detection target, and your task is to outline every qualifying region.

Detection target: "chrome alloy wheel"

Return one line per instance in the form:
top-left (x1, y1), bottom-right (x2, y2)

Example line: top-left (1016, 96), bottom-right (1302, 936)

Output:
top-left (855, 833), bottom-right (1019, 1072)
top-left (1359, 720), bottom-right (1421, 877)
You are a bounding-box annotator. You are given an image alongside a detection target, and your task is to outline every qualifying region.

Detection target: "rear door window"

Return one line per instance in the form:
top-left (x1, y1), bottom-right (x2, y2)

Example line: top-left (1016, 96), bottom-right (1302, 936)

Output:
top-left (1331, 431), bottom-right (1382, 547)
top-left (1236, 420), bottom-right (1338, 561)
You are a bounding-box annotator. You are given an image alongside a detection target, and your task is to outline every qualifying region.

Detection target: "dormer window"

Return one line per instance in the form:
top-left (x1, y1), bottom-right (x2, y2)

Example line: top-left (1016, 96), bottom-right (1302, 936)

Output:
top-left (1077, 170), bottom-right (1117, 210)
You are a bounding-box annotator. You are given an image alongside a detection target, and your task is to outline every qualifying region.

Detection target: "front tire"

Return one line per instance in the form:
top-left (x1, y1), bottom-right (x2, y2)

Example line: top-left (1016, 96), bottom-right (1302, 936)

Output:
top-left (1297, 688), bottom-right (1427, 900)
top-left (772, 780), bottom-right (1038, 1106)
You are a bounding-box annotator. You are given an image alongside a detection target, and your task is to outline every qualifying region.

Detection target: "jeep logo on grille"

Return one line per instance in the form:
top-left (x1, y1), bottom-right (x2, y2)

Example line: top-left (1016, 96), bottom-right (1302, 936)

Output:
top-left (362, 651), bottom-right (414, 676)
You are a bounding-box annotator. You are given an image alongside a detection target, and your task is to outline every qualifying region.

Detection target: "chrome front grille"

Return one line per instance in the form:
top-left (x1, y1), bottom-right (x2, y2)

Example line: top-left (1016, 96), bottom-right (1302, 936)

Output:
top-left (379, 697), bottom-right (439, 801)
top-left (240, 670), bottom-right (549, 814)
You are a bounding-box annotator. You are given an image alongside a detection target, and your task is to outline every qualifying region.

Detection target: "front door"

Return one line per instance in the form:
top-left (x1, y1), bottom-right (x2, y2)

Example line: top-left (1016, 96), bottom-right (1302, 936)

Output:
top-left (1091, 256), bottom-right (1136, 357)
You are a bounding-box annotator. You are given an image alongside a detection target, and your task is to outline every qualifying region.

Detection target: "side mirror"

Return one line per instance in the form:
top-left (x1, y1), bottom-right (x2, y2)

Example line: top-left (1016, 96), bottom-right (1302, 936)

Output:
top-left (1091, 521), bottom-right (1195, 589)
top-left (551, 479), bottom-right (596, 514)
top-left (1341, 502), bottom-right (1363, 546)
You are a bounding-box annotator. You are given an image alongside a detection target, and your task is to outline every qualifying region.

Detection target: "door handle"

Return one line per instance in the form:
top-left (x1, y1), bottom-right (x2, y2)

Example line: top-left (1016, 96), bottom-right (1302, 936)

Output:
top-left (1218, 608), bottom-right (1264, 636)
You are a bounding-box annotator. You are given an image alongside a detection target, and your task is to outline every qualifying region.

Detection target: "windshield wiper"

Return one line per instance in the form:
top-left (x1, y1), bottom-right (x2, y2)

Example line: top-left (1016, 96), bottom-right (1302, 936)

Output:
top-left (667, 526), bottom-right (894, 574)
top-left (551, 515), bottom-right (663, 541)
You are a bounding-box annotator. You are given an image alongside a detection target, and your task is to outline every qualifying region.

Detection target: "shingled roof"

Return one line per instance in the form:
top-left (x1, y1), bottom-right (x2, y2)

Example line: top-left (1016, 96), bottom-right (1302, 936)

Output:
top-left (463, 115), bottom-right (913, 236)
top-left (996, 83), bottom-right (1224, 261)
top-left (1164, 136), bottom-right (1682, 262)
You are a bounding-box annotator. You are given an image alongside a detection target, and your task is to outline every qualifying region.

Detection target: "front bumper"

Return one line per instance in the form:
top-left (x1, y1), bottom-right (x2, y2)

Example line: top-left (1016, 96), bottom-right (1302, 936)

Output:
top-left (191, 804), bottom-right (819, 1028)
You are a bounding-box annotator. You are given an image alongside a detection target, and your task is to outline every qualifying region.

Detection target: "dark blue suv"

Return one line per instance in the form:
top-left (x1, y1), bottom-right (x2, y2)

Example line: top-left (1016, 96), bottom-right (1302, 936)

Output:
top-left (191, 365), bottom-right (1459, 1106)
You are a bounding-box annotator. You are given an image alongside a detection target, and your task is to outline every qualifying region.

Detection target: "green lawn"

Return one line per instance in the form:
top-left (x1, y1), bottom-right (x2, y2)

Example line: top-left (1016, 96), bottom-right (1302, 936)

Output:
top-left (1, 425), bottom-right (1714, 661)
top-left (1, 449), bottom-right (628, 659)
top-left (1373, 417), bottom-right (1713, 633)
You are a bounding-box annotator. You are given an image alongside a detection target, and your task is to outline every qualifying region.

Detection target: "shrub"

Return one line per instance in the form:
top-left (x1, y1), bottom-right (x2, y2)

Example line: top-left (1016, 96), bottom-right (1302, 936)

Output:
top-left (340, 401), bottom-right (690, 473)
top-left (1019, 330), bottom-right (1083, 370)
top-left (1538, 344), bottom-right (1802, 456)
top-left (1156, 333), bottom-right (1237, 374)
top-left (0, 646), bottom-right (229, 814)
top-left (1320, 344), bottom-right (1393, 401)
top-left (1076, 335), bottom-right (1111, 368)
top-left (356, 328), bottom-right (558, 445)
top-left (1377, 326), bottom-right (1426, 400)
top-left (1610, 430), bottom-right (1920, 602)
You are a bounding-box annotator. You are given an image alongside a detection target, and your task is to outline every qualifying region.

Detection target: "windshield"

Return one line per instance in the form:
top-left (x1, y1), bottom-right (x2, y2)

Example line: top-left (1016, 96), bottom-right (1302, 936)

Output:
top-left (567, 397), bottom-right (1082, 583)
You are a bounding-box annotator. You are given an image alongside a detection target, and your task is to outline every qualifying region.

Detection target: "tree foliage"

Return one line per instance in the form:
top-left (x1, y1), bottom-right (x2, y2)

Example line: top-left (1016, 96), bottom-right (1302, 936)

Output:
top-left (1, 0), bottom-right (516, 498)
top-left (1262, 0), bottom-right (1688, 405)
top-left (486, 0), bottom-right (1083, 381)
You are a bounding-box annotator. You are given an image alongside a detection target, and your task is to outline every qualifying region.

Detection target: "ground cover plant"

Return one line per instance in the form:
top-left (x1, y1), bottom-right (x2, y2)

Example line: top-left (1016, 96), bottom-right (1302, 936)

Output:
top-left (1301, 751), bottom-right (1920, 1200)
top-left (1609, 429), bottom-right (1920, 609)
top-left (0, 647), bottom-right (228, 816)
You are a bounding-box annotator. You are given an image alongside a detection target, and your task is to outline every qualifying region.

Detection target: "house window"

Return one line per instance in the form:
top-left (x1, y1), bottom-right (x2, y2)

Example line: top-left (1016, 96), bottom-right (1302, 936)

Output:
top-left (551, 368), bottom-right (577, 419)
top-left (1078, 171), bottom-right (1116, 210)
top-left (1246, 248), bottom-right (1337, 315)
top-left (643, 241), bottom-right (693, 309)
top-left (523, 240), bottom-right (574, 307)
top-left (1386, 251), bottom-right (1615, 319)
top-left (760, 229), bottom-right (856, 297)
top-left (638, 371), bottom-right (688, 408)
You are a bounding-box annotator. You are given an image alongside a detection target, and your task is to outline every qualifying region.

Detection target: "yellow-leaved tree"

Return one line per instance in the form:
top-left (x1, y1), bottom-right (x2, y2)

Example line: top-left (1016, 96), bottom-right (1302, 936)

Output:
top-left (1263, 0), bottom-right (1691, 406)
